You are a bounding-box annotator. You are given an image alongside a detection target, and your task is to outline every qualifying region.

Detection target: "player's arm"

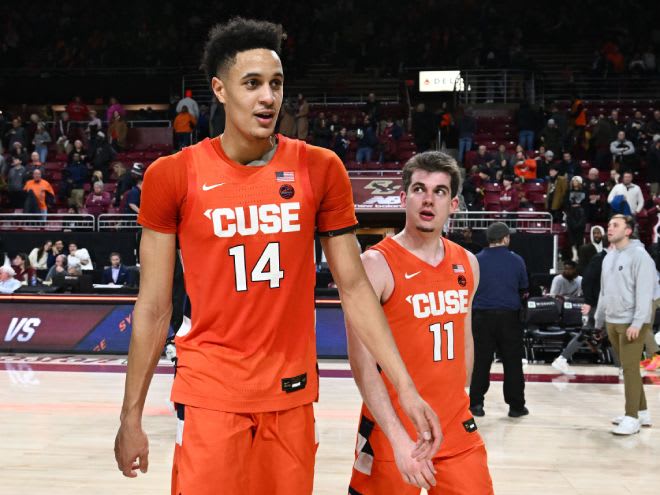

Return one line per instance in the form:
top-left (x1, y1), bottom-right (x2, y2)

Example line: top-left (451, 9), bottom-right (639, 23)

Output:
top-left (465, 252), bottom-right (480, 387)
top-left (321, 233), bottom-right (441, 458)
top-left (115, 228), bottom-right (176, 477)
top-left (346, 249), bottom-right (436, 490)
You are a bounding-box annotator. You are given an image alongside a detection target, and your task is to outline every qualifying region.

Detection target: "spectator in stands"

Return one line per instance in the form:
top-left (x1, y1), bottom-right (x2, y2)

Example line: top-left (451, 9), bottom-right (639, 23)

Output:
top-left (45, 254), bottom-right (67, 282)
top-left (67, 242), bottom-right (93, 271)
top-left (549, 260), bottom-right (582, 297)
top-left (28, 240), bottom-right (53, 270)
top-left (0, 265), bottom-right (21, 294)
top-left (380, 116), bottom-right (402, 162)
top-left (494, 144), bottom-right (512, 172)
top-left (461, 166), bottom-right (483, 210)
top-left (176, 90), bottom-right (200, 120)
top-left (536, 150), bottom-right (555, 179)
top-left (647, 136), bottom-right (660, 197)
top-left (499, 175), bottom-right (520, 211)
top-left (610, 130), bottom-right (636, 170)
top-left (644, 110), bottom-right (660, 136)
top-left (565, 176), bottom-right (588, 258)
top-left (108, 111), bottom-right (128, 151)
top-left (84, 181), bottom-right (112, 217)
top-left (11, 253), bottom-right (35, 284)
top-left (24, 152), bottom-right (45, 183)
top-left (577, 226), bottom-right (605, 275)
top-left (32, 122), bottom-right (51, 164)
top-left (557, 151), bottom-right (576, 177)
top-left (173, 105), bottom-right (197, 150)
top-left (101, 252), bottom-right (130, 285)
top-left (569, 95), bottom-right (587, 144)
top-left (23, 169), bottom-right (54, 215)
top-left (65, 96), bottom-right (89, 123)
top-left (113, 162), bottom-right (133, 206)
top-left (106, 97), bottom-right (126, 124)
top-left (87, 109), bottom-right (102, 136)
top-left (312, 117), bottom-right (332, 149)
top-left (513, 152), bottom-right (537, 181)
top-left (68, 139), bottom-right (88, 164)
top-left (47, 240), bottom-right (67, 269)
top-left (54, 112), bottom-right (72, 153)
top-left (295, 93), bottom-right (309, 140)
top-left (608, 170), bottom-right (644, 216)
top-left (5, 118), bottom-right (26, 149)
top-left (90, 170), bottom-right (103, 186)
top-left (539, 119), bottom-right (562, 156)
top-left (457, 227), bottom-right (482, 254)
top-left (124, 170), bottom-right (143, 214)
top-left (608, 110), bottom-right (625, 135)
top-left (332, 127), bottom-right (350, 164)
top-left (364, 92), bottom-right (381, 123)
top-left (90, 132), bottom-right (117, 173)
top-left (355, 116), bottom-right (378, 164)
top-left (456, 107), bottom-right (475, 165)
top-left (278, 99), bottom-right (297, 137)
top-left (8, 157), bottom-right (26, 208)
top-left (411, 102), bottom-right (436, 152)
top-left (546, 163), bottom-right (568, 222)
top-left (61, 153), bottom-right (89, 208)
top-left (626, 110), bottom-right (646, 147)
top-left (517, 102), bottom-right (537, 151)
top-left (10, 142), bottom-right (29, 165)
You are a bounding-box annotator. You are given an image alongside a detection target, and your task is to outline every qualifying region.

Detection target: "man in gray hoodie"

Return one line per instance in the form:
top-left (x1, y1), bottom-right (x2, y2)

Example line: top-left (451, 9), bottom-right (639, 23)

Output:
top-left (595, 214), bottom-right (656, 435)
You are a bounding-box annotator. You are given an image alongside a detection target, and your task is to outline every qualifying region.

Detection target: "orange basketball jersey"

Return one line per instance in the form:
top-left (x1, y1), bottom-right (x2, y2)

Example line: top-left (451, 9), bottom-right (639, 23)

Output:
top-left (138, 136), bottom-right (357, 413)
top-left (361, 236), bottom-right (483, 458)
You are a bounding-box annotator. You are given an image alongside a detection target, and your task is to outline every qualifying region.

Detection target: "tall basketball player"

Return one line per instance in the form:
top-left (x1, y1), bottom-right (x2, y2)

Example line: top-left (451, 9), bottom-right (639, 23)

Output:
top-left (348, 152), bottom-right (494, 494)
top-left (113, 17), bottom-right (440, 495)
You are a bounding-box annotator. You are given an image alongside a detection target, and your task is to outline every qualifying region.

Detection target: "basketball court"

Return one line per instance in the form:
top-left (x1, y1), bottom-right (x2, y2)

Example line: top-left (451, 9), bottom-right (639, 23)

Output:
top-left (2, 354), bottom-right (659, 494)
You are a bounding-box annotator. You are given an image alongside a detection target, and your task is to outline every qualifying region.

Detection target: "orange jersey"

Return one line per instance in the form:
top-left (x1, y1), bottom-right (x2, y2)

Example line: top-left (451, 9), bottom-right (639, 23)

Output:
top-left (138, 136), bottom-right (357, 412)
top-left (23, 179), bottom-right (54, 210)
top-left (362, 236), bottom-right (483, 457)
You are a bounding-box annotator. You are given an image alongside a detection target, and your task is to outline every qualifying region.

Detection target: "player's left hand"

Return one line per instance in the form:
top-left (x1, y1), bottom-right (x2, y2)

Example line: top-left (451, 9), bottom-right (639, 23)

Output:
top-left (626, 326), bottom-right (640, 341)
top-left (397, 386), bottom-right (442, 460)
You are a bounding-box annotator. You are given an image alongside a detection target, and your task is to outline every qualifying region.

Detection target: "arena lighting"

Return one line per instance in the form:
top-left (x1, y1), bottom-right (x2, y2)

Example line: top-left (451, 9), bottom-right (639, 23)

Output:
top-left (418, 70), bottom-right (466, 92)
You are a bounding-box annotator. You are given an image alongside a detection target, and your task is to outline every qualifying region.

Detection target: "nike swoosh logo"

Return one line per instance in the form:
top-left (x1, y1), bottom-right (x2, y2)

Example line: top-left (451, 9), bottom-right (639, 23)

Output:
top-left (202, 183), bottom-right (225, 191)
top-left (404, 271), bottom-right (421, 279)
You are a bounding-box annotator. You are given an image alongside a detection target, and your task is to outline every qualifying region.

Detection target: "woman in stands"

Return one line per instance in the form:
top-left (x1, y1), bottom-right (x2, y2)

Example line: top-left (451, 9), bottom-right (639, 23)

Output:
top-left (11, 253), bottom-right (35, 285)
top-left (28, 240), bottom-right (52, 270)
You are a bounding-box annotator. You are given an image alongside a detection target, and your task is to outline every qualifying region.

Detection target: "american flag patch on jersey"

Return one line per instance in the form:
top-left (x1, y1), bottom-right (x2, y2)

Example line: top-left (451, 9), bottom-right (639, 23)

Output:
top-left (275, 171), bottom-right (295, 182)
top-left (452, 264), bottom-right (465, 273)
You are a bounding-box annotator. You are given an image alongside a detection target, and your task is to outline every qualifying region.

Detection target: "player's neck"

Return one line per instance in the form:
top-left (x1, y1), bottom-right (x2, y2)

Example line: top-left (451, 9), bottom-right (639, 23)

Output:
top-left (220, 128), bottom-right (275, 165)
top-left (395, 227), bottom-right (445, 265)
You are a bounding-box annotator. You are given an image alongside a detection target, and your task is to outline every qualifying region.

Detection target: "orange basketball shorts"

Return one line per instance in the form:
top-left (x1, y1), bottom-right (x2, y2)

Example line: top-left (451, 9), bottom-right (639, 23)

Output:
top-left (171, 402), bottom-right (318, 495)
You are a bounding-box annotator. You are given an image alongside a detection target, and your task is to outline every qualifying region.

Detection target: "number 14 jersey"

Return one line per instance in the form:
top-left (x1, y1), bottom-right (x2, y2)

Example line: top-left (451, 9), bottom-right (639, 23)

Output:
top-left (138, 136), bottom-right (357, 413)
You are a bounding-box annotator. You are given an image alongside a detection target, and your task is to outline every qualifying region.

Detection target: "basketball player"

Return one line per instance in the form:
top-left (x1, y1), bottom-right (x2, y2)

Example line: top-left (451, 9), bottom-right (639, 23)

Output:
top-left (113, 17), bottom-right (440, 495)
top-left (348, 152), bottom-right (494, 494)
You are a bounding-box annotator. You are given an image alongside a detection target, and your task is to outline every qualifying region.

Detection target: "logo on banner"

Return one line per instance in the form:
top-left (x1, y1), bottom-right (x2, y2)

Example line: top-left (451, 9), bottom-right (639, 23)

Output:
top-left (364, 180), bottom-right (401, 195)
top-left (5, 318), bottom-right (42, 343)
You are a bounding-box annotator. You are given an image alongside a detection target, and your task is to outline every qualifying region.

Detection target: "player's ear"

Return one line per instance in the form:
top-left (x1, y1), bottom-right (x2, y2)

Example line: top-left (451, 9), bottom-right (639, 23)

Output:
top-left (449, 195), bottom-right (459, 213)
top-left (211, 76), bottom-right (226, 105)
top-left (400, 190), bottom-right (407, 208)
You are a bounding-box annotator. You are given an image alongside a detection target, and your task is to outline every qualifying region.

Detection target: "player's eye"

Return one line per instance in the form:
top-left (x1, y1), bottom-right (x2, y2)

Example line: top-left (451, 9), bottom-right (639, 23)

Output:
top-left (413, 186), bottom-right (424, 193)
top-left (245, 79), bottom-right (259, 89)
top-left (270, 79), bottom-right (283, 89)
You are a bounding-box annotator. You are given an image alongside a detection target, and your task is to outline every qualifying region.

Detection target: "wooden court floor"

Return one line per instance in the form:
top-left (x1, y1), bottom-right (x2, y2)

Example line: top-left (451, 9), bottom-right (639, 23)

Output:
top-left (1, 355), bottom-right (659, 494)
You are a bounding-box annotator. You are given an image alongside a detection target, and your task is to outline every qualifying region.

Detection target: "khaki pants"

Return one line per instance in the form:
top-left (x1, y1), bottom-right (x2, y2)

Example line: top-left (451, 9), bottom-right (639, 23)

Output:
top-left (644, 298), bottom-right (660, 356)
top-left (606, 322), bottom-right (650, 417)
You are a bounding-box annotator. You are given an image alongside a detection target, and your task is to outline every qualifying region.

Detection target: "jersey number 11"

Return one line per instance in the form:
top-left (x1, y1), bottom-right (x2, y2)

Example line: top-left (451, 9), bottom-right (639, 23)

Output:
top-left (429, 322), bottom-right (455, 362)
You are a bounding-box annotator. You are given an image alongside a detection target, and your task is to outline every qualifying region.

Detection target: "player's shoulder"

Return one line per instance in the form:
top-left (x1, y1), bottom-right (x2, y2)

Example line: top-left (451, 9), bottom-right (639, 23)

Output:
top-left (295, 139), bottom-right (343, 167)
top-left (361, 246), bottom-right (388, 268)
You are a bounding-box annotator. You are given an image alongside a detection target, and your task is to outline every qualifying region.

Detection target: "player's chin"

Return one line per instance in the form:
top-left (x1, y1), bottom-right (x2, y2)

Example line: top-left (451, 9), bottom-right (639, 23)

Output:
top-left (415, 223), bottom-right (438, 234)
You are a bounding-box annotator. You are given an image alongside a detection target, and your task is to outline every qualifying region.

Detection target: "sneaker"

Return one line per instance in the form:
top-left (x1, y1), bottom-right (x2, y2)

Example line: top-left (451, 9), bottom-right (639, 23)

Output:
top-left (551, 356), bottom-right (576, 375)
top-left (644, 355), bottom-right (660, 371)
top-left (612, 410), bottom-right (652, 427)
top-left (165, 343), bottom-right (177, 363)
top-left (612, 416), bottom-right (641, 435)
top-left (470, 404), bottom-right (485, 417)
top-left (508, 406), bottom-right (529, 418)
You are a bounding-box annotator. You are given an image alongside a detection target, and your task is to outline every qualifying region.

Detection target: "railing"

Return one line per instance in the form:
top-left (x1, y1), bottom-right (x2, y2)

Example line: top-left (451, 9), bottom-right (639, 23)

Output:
top-left (0, 214), bottom-right (96, 231)
top-left (97, 214), bottom-right (140, 231)
top-left (447, 211), bottom-right (553, 233)
top-left (43, 120), bottom-right (172, 128)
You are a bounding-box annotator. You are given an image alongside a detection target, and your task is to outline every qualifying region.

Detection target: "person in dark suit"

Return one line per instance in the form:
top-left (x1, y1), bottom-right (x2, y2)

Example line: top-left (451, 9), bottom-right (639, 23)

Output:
top-left (101, 252), bottom-right (130, 285)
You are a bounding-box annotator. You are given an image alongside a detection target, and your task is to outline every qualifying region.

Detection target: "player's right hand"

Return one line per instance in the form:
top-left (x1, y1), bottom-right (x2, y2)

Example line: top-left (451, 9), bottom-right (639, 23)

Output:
top-left (114, 421), bottom-right (149, 478)
top-left (392, 433), bottom-right (437, 490)
top-left (397, 386), bottom-right (443, 460)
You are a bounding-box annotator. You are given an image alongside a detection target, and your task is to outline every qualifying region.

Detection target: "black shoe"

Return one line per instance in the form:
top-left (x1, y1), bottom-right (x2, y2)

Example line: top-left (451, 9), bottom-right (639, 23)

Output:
top-left (470, 404), bottom-right (485, 417)
top-left (508, 406), bottom-right (529, 418)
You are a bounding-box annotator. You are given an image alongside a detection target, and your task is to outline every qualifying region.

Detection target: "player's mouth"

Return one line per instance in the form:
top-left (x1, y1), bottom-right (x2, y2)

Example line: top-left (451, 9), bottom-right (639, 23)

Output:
top-left (254, 110), bottom-right (275, 126)
top-left (419, 209), bottom-right (435, 221)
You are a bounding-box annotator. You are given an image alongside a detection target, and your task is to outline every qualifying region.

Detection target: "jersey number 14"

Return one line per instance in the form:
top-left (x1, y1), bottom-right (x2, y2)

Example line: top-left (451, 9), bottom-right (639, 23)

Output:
top-left (229, 243), bottom-right (284, 292)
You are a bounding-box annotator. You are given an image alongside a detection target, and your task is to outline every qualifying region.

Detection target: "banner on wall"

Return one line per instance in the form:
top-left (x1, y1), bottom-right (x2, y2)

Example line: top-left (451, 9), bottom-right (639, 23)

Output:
top-left (350, 177), bottom-right (404, 211)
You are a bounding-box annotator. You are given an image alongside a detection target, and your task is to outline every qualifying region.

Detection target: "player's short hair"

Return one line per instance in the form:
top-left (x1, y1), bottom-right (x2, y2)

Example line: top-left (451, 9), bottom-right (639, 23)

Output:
top-left (110, 252), bottom-right (121, 260)
top-left (610, 214), bottom-right (635, 234)
top-left (201, 17), bottom-right (283, 82)
top-left (402, 151), bottom-right (462, 198)
top-left (563, 260), bottom-right (577, 268)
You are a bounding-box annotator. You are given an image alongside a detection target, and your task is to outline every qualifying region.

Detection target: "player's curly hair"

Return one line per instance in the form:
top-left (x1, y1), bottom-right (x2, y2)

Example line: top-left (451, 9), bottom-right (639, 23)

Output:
top-left (402, 151), bottom-right (462, 198)
top-left (201, 17), bottom-right (283, 82)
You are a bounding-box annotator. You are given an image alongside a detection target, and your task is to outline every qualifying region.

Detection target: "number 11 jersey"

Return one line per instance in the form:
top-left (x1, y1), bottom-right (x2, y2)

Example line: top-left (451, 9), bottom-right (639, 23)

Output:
top-left (138, 136), bottom-right (357, 413)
